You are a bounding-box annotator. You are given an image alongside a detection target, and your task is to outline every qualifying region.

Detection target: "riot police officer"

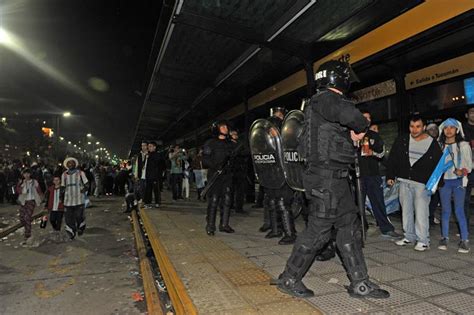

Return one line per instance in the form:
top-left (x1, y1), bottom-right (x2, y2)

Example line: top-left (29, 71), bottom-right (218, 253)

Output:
top-left (276, 60), bottom-right (390, 299)
top-left (263, 107), bottom-right (297, 245)
top-left (202, 120), bottom-right (236, 235)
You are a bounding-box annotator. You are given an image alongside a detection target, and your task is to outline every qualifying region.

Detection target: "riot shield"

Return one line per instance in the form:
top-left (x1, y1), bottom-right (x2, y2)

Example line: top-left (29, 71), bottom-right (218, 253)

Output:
top-left (281, 109), bottom-right (305, 191)
top-left (249, 119), bottom-right (286, 189)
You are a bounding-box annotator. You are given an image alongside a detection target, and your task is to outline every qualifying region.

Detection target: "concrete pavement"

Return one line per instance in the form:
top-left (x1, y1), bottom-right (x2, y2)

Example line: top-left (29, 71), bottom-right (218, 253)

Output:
top-left (147, 194), bottom-right (474, 314)
top-left (0, 198), bottom-right (145, 315)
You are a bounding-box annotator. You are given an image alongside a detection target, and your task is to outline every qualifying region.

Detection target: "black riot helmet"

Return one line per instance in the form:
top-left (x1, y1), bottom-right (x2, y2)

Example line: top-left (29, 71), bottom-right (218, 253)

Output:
top-left (270, 107), bottom-right (287, 118)
top-left (314, 60), bottom-right (359, 94)
top-left (210, 120), bottom-right (229, 136)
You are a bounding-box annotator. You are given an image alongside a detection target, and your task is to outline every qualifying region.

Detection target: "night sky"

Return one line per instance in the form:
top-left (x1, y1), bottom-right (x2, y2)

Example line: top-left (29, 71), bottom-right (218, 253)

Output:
top-left (0, 0), bottom-right (161, 157)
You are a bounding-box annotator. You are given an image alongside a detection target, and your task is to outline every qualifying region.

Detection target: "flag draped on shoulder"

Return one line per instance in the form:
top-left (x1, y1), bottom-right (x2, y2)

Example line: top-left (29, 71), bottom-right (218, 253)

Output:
top-left (425, 148), bottom-right (452, 195)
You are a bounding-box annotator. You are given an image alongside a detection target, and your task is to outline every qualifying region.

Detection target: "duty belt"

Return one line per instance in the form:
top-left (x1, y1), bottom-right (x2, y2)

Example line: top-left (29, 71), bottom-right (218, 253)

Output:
top-left (314, 167), bottom-right (349, 179)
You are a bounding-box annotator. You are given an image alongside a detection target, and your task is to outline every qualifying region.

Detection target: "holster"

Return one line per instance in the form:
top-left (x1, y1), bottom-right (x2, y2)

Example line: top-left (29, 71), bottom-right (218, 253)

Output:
top-left (308, 167), bottom-right (348, 219)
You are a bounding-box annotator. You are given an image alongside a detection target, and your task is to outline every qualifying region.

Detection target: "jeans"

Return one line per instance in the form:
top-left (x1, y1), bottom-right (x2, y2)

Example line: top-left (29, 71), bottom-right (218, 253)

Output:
top-left (170, 174), bottom-right (183, 199)
top-left (429, 191), bottom-right (440, 225)
top-left (399, 180), bottom-right (431, 245)
top-left (360, 176), bottom-right (394, 233)
top-left (464, 171), bottom-right (474, 226)
top-left (145, 179), bottom-right (161, 205)
top-left (193, 170), bottom-right (206, 189)
top-left (439, 178), bottom-right (469, 241)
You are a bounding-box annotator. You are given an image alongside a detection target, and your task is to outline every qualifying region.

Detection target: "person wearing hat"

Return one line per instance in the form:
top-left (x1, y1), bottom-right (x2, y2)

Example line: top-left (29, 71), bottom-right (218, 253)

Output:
top-left (437, 118), bottom-right (471, 253)
top-left (426, 123), bottom-right (439, 139)
top-left (16, 168), bottom-right (43, 246)
top-left (61, 157), bottom-right (89, 239)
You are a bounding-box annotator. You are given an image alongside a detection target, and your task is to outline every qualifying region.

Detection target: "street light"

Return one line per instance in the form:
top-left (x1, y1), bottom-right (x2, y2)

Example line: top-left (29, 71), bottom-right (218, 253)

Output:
top-left (86, 133), bottom-right (92, 137)
top-left (63, 112), bottom-right (71, 117)
top-left (95, 141), bottom-right (100, 145)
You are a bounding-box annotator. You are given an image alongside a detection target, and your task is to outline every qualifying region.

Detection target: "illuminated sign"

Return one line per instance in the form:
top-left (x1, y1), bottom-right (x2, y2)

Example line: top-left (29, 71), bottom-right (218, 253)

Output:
top-left (405, 52), bottom-right (474, 90)
top-left (353, 79), bottom-right (396, 104)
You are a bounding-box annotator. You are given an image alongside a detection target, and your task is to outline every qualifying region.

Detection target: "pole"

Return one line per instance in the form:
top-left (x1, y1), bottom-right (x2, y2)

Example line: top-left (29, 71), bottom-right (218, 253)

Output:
top-left (354, 148), bottom-right (366, 243)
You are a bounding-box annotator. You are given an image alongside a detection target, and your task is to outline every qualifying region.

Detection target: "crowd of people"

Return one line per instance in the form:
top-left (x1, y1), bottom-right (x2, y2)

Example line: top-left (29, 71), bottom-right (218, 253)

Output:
top-left (1, 60), bottom-right (472, 302)
top-left (0, 157), bottom-right (135, 245)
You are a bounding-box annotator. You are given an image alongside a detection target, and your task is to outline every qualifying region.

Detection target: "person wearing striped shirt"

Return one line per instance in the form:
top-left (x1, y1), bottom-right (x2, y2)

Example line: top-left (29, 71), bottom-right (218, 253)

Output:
top-left (61, 157), bottom-right (89, 239)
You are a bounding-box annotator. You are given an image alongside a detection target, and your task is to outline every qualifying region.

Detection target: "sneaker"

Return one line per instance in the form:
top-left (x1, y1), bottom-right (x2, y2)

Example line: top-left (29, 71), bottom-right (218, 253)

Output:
top-left (395, 238), bottom-right (413, 246)
top-left (154, 204), bottom-right (160, 208)
top-left (381, 231), bottom-right (402, 239)
top-left (438, 238), bottom-right (448, 250)
top-left (414, 242), bottom-right (429, 251)
top-left (66, 230), bottom-right (76, 240)
top-left (458, 240), bottom-right (470, 254)
top-left (144, 204), bottom-right (153, 209)
top-left (20, 236), bottom-right (32, 246)
top-left (433, 217), bottom-right (440, 225)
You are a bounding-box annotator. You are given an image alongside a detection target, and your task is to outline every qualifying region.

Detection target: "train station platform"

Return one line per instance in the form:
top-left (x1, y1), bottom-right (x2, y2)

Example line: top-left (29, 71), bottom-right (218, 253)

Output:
top-left (1, 194), bottom-right (474, 314)
top-left (146, 196), bottom-right (474, 314)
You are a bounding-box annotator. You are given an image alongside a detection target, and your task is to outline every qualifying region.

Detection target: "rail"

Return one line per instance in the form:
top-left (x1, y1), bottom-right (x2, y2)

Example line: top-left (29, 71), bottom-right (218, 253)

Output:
top-left (131, 210), bottom-right (164, 315)
top-left (139, 208), bottom-right (198, 315)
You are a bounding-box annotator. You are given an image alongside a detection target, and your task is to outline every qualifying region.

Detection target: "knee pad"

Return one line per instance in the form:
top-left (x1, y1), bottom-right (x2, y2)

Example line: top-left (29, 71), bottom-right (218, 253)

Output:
top-left (224, 187), bottom-right (232, 207)
top-left (268, 198), bottom-right (277, 213)
top-left (209, 195), bottom-right (219, 208)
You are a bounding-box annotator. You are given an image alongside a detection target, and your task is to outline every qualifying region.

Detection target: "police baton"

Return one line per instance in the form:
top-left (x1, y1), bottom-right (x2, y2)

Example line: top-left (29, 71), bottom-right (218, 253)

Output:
top-left (353, 141), bottom-right (366, 242)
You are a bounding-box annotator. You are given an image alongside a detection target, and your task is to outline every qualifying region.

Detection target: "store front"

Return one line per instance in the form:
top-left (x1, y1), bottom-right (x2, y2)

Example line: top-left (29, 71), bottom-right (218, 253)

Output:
top-left (354, 52), bottom-right (474, 151)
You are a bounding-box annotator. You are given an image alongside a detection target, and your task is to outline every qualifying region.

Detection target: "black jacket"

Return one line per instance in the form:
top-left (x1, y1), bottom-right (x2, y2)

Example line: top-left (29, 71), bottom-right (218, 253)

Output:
top-left (145, 151), bottom-right (165, 181)
top-left (202, 138), bottom-right (235, 177)
top-left (304, 89), bottom-right (369, 170)
top-left (387, 134), bottom-right (442, 184)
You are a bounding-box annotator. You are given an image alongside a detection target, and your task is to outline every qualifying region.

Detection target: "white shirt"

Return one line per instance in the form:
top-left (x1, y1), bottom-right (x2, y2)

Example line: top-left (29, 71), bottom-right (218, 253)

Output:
top-left (62, 169), bottom-right (89, 206)
top-left (24, 180), bottom-right (35, 201)
top-left (52, 188), bottom-right (61, 211)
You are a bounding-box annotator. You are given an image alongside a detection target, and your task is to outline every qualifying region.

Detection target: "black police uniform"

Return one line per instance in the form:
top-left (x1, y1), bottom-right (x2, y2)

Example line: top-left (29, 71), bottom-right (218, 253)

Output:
top-left (262, 114), bottom-right (297, 245)
top-left (202, 135), bottom-right (236, 235)
top-left (277, 61), bottom-right (389, 299)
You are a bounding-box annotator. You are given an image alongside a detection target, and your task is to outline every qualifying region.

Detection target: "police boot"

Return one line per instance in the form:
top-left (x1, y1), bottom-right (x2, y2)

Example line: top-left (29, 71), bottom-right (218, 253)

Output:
top-left (277, 199), bottom-right (297, 245)
top-left (259, 197), bottom-right (271, 232)
top-left (265, 199), bottom-right (282, 238)
top-left (338, 225), bottom-right (389, 299)
top-left (315, 240), bottom-right (336, 261)
top-left (348, 280), bottom-right (390, 299)
top-left (219, 189), bottom-right (235, 233)
top-left (206, 195), bottom-right (218, 236)
top-left (276, 244), bottom-right (318, 298)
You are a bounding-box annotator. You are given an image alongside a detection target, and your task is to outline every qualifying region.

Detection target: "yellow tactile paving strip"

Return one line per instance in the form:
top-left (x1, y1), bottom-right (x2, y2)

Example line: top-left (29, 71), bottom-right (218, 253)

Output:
top-left (145, 208), bottom-right (322, 315)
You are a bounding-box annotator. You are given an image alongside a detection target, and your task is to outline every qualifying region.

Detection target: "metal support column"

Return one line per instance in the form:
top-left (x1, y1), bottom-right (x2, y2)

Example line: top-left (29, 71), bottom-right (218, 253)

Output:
top-left (394, 71), bottom-right (409, 133)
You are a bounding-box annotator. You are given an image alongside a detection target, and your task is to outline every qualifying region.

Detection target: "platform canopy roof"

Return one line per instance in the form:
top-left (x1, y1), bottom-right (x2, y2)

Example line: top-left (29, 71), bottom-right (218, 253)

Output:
top-left (132, 0), bottom-right (473, 151)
